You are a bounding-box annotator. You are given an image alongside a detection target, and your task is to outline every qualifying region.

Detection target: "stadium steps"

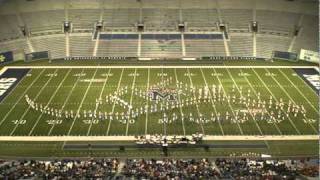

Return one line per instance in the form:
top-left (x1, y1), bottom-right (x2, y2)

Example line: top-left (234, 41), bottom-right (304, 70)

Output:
top-left (66, 33), bottom-right (70, 57)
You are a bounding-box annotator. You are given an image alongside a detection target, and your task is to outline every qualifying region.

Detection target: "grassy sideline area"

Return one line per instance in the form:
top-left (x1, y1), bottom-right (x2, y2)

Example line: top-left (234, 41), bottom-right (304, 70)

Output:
top-left (1, 58), bottom-right (317, 67)
top-left (0, 140), bottom-right (317, 158)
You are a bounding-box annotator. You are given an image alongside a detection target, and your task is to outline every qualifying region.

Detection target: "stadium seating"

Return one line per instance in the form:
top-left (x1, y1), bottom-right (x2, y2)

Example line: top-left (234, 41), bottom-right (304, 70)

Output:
top-left (69, 9), bottom-right (100, 31)
top-left (256, 34), bottom-right (291, 58)
top-left (104, 9), bottom-right (139, 28)
top-left (143, 9), bottom-right (179, 31)
top-left (292, 15), bottom-right (318, 53)
top-left (181, 9), bottom-right (218, 28)
top-left (220, 9), bottom-right (252, 31)
top-left (69, 34), bottom-right (95, 57)
top-left (28, 34), bottom-right (66, 59)
top-left (0, 39), bottom-right (27, 54)
top-left (256, 10), bottom-right (301, 36)
top-left (229, 33), bottom-right (253, 57)
top-left (21, 10), bottom-right (65, 33)
top-left (0, 0), bottom-right (317, 60)
top-left (97, 39), bottom-right (138, 57)
top-left (0, 15), bottom-right (22, 41)
top-left (141, 39), bottom-right (182, 58)
top-left (185, 39), bottom-right (226, 57)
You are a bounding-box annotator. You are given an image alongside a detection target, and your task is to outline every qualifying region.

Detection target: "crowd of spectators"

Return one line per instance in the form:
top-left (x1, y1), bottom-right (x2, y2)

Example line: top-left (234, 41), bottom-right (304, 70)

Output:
top-left (0, 158), bottom-right (119, 179)
top-left (122, 158), bottom-right (219, 179)
top-left (215, 158), bottom-right (319, 179)
top-left (0, 158), bottom-right (318, 179)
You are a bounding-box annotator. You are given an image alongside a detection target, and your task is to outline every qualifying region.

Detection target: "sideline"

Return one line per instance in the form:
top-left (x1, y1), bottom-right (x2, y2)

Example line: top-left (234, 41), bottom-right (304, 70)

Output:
top-left (0, 135), bottom-right (316, 142)
top-left (3, 66), bottom-right (318, 69)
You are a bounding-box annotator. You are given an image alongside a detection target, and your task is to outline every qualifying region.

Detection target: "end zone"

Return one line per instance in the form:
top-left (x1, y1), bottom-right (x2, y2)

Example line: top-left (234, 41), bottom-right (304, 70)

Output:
top-left (0, 68), bottom-right (30, 102)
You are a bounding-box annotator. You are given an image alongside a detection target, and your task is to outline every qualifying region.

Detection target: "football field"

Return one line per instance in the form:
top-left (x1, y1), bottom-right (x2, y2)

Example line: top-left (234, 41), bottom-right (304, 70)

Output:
top-left (0, 66), bottom-right (318, 138)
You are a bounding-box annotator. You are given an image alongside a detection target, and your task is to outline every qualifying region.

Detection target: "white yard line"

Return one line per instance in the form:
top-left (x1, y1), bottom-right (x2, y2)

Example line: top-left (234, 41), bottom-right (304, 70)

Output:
top-left (144, 68), bottom-right (150, 135)
top-left (211, 68), bottom-right (244, 135)
top-left (48, 69), bottom-right (85, 135)
top-left (0, 69), bottom-right (45, 128)
top-left (28, 69), bottom-right (72, 135)
top-left (125, 68), bottom-right (137, 136)
top-left (10, 69), bottom-right (59, 136)
top-left (86, 68), bottom-right (111, 136)
top-left (264, 68), bottom-right (317, 133)
top-left (278, 69), bottom-right (318, 112)
top-left (0, 135), bottom-right (316, 141)
top-left (252, 69), bottom-right (301, 135)
top-left (240, 69), bottom-right (282, 135)
top-left (0, 66), bottom-right (8, 75)
top-left (199, 68), bottom-right (224, 135)
top-left (65, 69), bottom-right (99, 136)
top-left (185, 68), bottom-right (205, 135)
top-left (4, 66), bottom-right (318, 69)
top-left (225, 68), bottom-right (264, 135)
top-left (106, 68), bottom-right (124, 135)
top-left (173, 69), bottom-right (187, 136)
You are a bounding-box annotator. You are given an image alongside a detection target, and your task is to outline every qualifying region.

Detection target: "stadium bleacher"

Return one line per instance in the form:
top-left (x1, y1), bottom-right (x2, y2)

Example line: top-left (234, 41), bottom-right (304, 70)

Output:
top-left (292, 15), bottom-right (318, 53)
top-left (181, 9), bottom-right (218, 28)
top-left (228, 33), bottom-right (253, 57)
top-left (69, 9), bottom-right (100, 31)
top-left (104, 9), bottom-right (139, 28)
top-left (98, 39), bottom-right (138, 57)
top-left (0, 14), bottom-right (22, 41)
top-left (69, 34), bottom-right (95, 57)
top-left (256, 34), bottom-right (291, 58)
top-left (0, 0), bottom-right (318, 61)
top-left (256, 10), bottom-right (301, 36)
top-left (185, 39), bottom-right (226, 57)
top-left (28, 34), bottom-right (66, 59)
top-left (143, 9), bottom-right (179, 31)
top-left (220, 9), bottom-right (253, 31)
top-left (21, 10), bottom-right (65, 33)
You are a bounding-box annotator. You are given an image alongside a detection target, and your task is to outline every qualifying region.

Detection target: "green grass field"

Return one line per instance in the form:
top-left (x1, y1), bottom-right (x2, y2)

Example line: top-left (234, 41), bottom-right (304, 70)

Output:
top-left (0, 66), bottom-right (318, 137)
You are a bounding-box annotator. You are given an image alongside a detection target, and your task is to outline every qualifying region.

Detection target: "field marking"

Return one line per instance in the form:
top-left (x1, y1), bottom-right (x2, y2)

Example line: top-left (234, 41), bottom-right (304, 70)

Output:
top-left (86, 68), bottom-right (111, 136)
top-left (211, 68), bottom-right (244, 135)
top-left (252, 69), bottom-right (301, 135)
top-left (28, 69), bottom-right (72, 135)
top-left (48, 69), bottom-right (85, 135)
top-left (240, 69), bottom-right (282, 135)
top-left (199, 68), bottom-right (224, 135)
top-left (125, 68), bottom-right (137, 136)
top-left (65, 68), bottom-right (99, 136)
top-left (106, 68), bottom-right (124, 135)
top-left (173, 68), bottom-right (186, 136)
top-left (264, 68), bottom-right (317, 133)
top-left (144, 68), bottom-right (150, 135)
top-left (225, 68), bottom-right (265, 135)
top-left (278, 69), bottom-right (318, 112)
top-left (4, 66), bottom-right (318, 69)
top-left (0, 135), bottom-right (316, 141)
top-left (0, 69), bottom-right (45, 128)
top-left (0, 69), bottom-right (31, 104)
top-left (186, 68), bottom-right (205, 135)
top-left (0, 67), bottom-right (8, 75)
top-left (10, 69), bottom-right (59, 136)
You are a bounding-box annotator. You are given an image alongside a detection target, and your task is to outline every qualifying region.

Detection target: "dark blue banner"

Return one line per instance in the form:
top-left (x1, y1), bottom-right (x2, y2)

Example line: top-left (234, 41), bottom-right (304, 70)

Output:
top-left (0, 51), bottom-right (14, 65)
top-left (25, 51), bottom-right (49, 61)
top-left (0, 68), bottom-right (30, 103)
